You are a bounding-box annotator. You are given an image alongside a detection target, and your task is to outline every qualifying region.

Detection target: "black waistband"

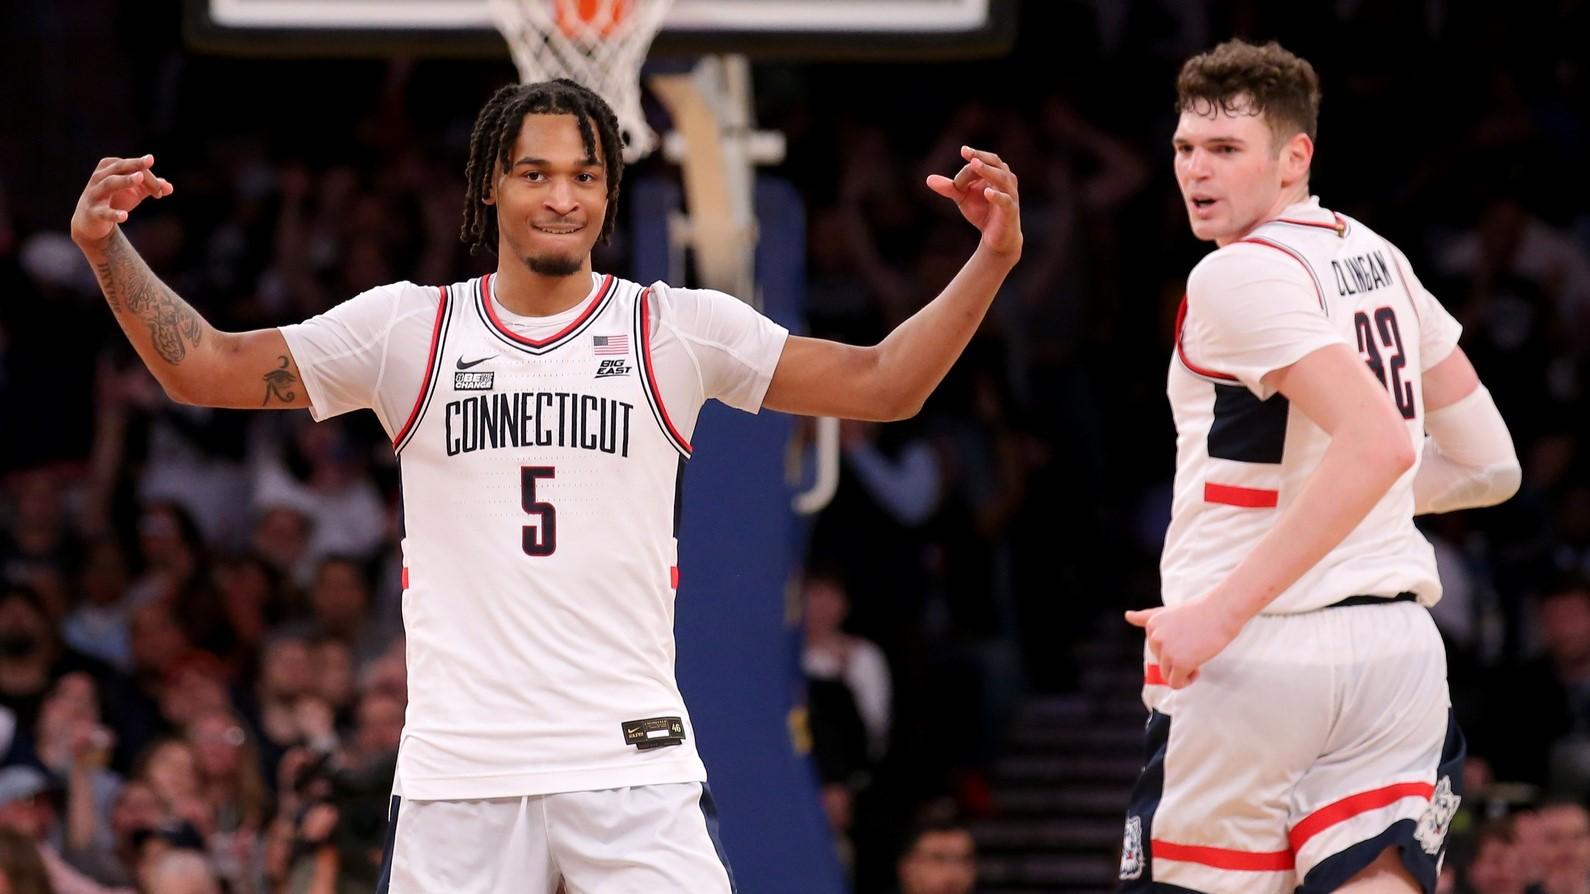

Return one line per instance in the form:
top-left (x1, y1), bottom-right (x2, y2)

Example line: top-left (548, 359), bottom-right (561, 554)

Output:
top-left (1327, 592), bottom-right (1417, 609)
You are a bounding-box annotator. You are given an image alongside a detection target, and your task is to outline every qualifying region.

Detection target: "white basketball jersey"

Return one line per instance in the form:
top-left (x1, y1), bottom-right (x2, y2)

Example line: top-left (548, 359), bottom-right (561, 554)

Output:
top-left (279, 271), bottom-right (788, 800)
top-left (1162, 198), bottom-right (1463, 614)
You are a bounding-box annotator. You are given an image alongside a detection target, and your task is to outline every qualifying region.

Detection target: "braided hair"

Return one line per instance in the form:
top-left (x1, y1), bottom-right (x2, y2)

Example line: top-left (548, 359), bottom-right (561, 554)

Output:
top-left (460, 79), bottom-right (627, 256)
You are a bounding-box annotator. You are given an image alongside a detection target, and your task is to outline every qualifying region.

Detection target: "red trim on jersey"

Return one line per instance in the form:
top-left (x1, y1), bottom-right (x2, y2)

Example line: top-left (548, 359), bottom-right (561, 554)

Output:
top-left (1144, 664), bottom-right (1166, 686)
top-left (391, 287), bottom-right (449, 449)
top-left (670, 566), bottom-right (679, 589)
top-left (1150, 840), bottom-right (1295, 872)
top-left (1288, 782), bottom-right (1434, 853)
top-left (1174, 296), bottom-right (1240, 382)
top-left (401, 567), bottom-right (409, 589)
top-left (1235, 237), bottom-right (1329, 312)
top-left (1271, 213), bottom-right (1347, 234)
top-left (1204, 482), bottom-right (1279, 508)
top-left (482, 272), bottom-right (614, 348)
top-left (639, 289), bottom-right (693, 453)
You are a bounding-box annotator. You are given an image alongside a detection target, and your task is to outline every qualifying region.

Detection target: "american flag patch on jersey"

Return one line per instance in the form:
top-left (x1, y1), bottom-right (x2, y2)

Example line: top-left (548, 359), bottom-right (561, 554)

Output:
top-left (593, 334), bottom-right (629, 356)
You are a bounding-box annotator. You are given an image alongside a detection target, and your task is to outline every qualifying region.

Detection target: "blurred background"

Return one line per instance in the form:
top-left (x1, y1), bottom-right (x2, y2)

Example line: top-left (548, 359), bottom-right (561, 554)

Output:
top-left (1, 1), bottom-right (1589, 891)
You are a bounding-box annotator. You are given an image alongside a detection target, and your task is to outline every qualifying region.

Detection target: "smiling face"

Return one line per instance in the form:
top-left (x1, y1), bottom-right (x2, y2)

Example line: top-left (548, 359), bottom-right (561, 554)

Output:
top-left (1172, 96), bottom-right (1313, 246)
top-left (486, 113), bottom-right (609, 278)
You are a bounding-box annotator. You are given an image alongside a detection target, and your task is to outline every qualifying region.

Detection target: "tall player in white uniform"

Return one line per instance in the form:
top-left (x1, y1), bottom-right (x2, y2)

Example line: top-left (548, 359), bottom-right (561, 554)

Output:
top-left (68, 80), bottom-right (1022, 892)
top-left (1119, 41), bottom-right (1522, 892)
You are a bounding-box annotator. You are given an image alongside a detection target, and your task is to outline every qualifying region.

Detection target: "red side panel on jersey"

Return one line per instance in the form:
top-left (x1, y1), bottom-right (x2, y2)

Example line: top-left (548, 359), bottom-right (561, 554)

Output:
top-left (1203, 482), bottom-right (1279, 508)
top-left (392, 286), bottom-right (451, 452)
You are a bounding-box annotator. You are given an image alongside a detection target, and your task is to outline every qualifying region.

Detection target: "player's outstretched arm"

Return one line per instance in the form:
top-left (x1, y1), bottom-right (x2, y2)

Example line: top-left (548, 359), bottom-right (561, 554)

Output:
top-left (1128, 344), bottom-right (1416, 687)
top-left (762, 146), bottom-right (1021, 420)
top-left (71, 155), bottom-right (310, 410)
top-left (1412, 347), bottom-right (1520, 514)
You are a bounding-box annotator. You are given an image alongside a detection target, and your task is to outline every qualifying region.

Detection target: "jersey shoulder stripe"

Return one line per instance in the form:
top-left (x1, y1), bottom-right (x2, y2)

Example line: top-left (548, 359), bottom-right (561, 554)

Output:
top-left (392, 285), bottom-right (453, 452)
top-left (1234, 235), bottom-right (1329, 312)
top-left (634, 287), bottom-right (693, 458)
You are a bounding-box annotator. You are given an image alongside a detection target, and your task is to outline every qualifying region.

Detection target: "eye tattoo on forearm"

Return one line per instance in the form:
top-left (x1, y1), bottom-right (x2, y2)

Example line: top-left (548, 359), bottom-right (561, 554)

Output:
top-left (262, 355), bottom-right (299, 406)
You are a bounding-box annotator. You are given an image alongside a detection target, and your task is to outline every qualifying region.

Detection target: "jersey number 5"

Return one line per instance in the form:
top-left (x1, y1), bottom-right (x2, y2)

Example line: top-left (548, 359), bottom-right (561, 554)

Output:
top-left (521, 466), bottom-right (557, 556)
top-left (1354, 307), bottom-right (1416, 420)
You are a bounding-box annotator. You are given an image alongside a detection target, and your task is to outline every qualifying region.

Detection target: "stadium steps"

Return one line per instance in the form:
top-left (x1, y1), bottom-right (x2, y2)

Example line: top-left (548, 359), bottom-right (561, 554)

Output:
top-left (970, 629), bottom-right (1147, 892)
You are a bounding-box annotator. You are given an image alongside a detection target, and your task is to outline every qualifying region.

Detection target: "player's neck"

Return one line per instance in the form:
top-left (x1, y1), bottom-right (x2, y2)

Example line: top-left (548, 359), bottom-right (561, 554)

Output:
top-left (1258, 183), bottom-right (1312, 226)
top-left (492, 257), bottom-right (597, 317)
top-left (1218, 183), bottom-right (1313, 247)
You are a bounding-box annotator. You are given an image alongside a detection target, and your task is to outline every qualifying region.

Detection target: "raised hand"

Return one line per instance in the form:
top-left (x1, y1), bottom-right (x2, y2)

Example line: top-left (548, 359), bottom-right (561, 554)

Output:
top-left (925, 145), bottom-right (1022, 261)
top-left (70, 155), bottom-right (174, 247)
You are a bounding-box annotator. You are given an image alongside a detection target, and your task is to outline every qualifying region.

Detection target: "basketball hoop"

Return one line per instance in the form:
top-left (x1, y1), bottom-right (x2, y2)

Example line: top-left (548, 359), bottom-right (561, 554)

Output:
top-left (487, 0), bottom-right (673, 162)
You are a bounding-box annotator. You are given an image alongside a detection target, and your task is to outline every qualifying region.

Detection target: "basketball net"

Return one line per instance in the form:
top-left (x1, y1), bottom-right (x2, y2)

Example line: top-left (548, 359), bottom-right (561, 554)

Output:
top-left (487, 0), bottom-right (673, 162)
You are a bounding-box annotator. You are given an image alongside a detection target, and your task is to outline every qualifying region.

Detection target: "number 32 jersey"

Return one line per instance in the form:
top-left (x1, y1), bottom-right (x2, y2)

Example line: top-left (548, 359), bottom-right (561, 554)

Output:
top-left (280, 272), bottom-right (788, 799)
top-left (1163, 197), bottom-right (1463, 614)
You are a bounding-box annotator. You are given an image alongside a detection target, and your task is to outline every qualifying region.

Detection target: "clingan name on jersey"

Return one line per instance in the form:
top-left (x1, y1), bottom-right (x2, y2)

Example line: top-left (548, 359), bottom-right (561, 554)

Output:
top-left (1330, 249), bottom-right (1394, 297)
top-left (444, 391), bottom-right (635, 458)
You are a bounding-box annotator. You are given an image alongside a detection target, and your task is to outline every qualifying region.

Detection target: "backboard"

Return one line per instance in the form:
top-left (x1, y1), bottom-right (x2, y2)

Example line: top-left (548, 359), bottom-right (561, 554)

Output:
top-left (186, 0), bottom-right (1016, 60)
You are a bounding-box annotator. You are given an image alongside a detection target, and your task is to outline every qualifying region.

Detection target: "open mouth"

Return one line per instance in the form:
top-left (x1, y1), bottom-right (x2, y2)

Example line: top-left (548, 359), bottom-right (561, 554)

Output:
top-left (534, 224), bottom-right (585, 236)
top-left (1191, 197), bottom-right (1217, 210)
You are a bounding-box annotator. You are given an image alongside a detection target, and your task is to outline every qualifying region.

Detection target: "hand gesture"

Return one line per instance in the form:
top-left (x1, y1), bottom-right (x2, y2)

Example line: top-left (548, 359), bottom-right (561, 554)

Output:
top-left (1124, 596), bottom-right (1247, 689)
top-left (925, 146), bottom-right (1022, 261)
top-left (70, 155), bottom-right (174, 247)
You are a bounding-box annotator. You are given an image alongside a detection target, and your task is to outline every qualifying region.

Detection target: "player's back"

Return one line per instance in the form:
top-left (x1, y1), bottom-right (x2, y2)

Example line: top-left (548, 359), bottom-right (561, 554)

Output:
top-left (1162, 198), bottom-right (1462, 613)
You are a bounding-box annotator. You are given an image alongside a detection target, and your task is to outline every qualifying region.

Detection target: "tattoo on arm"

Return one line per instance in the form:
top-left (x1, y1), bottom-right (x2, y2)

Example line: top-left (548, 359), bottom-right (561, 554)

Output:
top-left (262, 355), bottom-right (300, 406)
top-left (93, 260), bottom-right (118, 313)
top-left (99, 230), bottom-right (205, 365)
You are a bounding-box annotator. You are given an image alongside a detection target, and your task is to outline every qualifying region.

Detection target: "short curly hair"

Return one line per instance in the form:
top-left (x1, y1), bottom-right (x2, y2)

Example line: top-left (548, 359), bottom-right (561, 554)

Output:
top-left (1176, 39), bottom-right (1321, 147)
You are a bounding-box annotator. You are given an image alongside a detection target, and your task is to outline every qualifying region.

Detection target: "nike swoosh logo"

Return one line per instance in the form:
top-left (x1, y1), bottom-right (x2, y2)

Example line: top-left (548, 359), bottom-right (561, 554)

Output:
top-left (456, 356), bottom-right (493, 370)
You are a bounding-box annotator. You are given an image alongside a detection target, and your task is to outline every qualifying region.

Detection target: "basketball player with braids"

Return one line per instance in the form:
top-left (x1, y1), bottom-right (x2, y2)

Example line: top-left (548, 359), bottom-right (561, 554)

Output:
top-left (1117, 40), bottom-right (1519, 892)
top-left (69, 79), bottom-right (1021, 892)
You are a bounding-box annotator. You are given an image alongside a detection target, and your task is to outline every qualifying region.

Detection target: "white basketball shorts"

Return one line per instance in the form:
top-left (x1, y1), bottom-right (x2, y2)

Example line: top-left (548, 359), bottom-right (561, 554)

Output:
top-left (375, 781), bottom-right (736, 893)
top-left (1118, 598), bottom-right (1464, 893)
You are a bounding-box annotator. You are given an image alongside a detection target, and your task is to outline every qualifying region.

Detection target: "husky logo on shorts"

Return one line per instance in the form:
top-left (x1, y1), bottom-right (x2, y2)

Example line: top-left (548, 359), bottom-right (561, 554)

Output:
top-left (1119, 816), bottom-right (1145, 880)
top-left (1415, 776), bottom-right (1460, 855)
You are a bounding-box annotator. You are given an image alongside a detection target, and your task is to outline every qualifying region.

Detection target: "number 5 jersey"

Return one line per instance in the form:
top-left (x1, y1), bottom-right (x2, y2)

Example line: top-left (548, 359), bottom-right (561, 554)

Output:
top-left (279, 272), bottom-right (788, 800)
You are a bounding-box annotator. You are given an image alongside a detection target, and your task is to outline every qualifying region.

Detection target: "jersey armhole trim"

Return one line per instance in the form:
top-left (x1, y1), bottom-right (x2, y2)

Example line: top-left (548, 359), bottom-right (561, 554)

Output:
top-left (1174, 294), bottom-right (1242, 384)
top-left (391, 286), bottom-right (452, 452)
top-left (635, 288), bottom-right (693, 459)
